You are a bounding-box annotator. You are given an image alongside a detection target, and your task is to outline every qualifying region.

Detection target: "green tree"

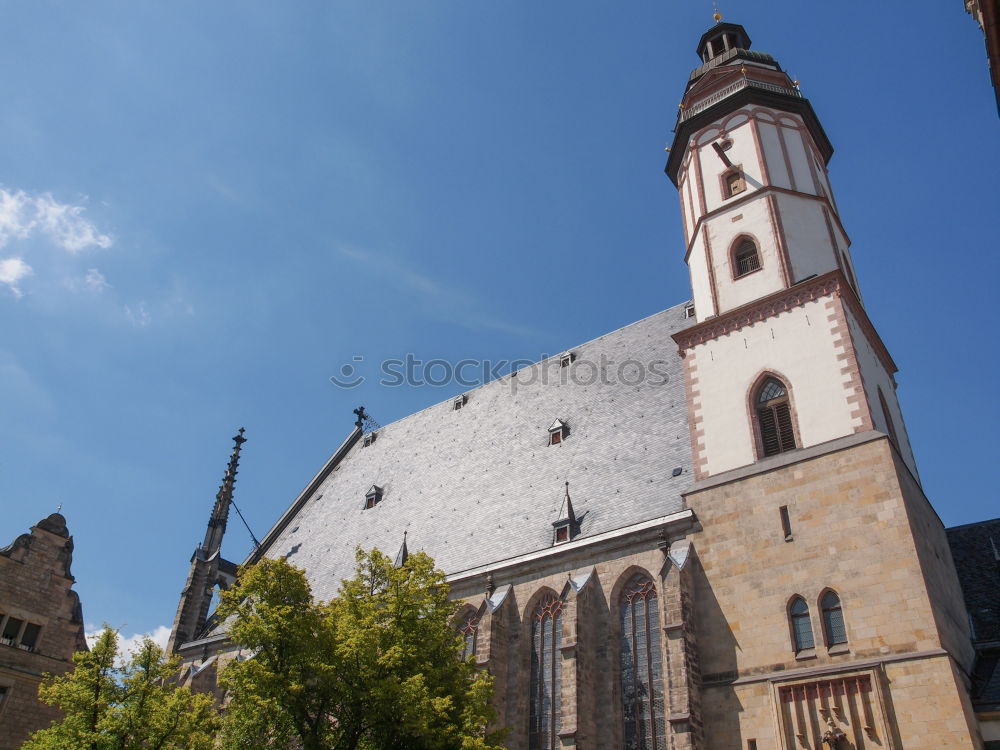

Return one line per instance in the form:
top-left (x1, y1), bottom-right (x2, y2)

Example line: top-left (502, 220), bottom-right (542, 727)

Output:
top-left (23, 627), bottom-right (219, 750)
top-left (217, 549), bottom-right (504, 750)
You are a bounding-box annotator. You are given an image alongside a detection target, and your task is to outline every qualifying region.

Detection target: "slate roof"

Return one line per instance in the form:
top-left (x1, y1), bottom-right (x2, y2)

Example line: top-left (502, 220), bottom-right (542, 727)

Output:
top-left (947, 518), bottom-right (1000, 708)
top-left (946, 518), bottom-right (1000, 644)
top-left (257, 304), bottom-right (695, 603)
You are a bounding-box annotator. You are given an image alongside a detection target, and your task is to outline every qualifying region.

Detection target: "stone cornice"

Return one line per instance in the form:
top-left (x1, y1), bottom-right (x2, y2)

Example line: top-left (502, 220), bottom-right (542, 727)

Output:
top-left (671, 270), bottom-right (898, 376)
top-left (673, 271), bottom-right (840, 351)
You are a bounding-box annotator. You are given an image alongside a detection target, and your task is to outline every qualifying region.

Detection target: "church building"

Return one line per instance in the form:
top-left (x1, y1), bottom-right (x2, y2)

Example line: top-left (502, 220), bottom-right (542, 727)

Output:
top-left (168, 19), bottom-right (988, 749)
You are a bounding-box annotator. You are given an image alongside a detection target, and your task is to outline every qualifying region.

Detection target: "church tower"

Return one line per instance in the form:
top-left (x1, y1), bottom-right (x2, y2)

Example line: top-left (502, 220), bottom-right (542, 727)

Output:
top-left (669, 18), bottom-right (983, 749)
top-left (166, 429), bottom-right (245, 654)
top-left (666, 20), bottom-right (917, 482)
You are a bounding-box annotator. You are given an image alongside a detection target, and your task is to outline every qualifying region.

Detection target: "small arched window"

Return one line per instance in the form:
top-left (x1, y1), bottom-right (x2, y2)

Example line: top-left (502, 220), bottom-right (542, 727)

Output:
top-left (733, 239), bottom-right (761, 278)
top-left (459, 611), bottom-right (479, 661)
top-left (820, 591), bottom-right (847, 646)
top-left (789, 597), bottom-right (815, 652)
top-left (620, 574), bottom-right (666, 750)
top-left (529, 594), bottom-right (563, 750)
top-left (756, 378), bottom-right (796, 457)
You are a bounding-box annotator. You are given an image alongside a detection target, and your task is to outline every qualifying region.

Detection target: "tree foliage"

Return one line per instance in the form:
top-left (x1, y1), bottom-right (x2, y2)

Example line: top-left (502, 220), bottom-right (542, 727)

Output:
top-left (217, 549), bottom-right (504, 750)
top-left (22, 627), bottom-right (219, 750)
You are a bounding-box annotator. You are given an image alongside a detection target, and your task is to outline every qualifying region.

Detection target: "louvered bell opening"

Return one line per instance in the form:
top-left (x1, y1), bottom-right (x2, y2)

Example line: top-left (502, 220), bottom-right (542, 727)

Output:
top-left (759, 403), bottom-right (796, 456)
top-left (759, 407), bottom-right (781, 456)
top-left (775, 402), bottom-right (796, 451)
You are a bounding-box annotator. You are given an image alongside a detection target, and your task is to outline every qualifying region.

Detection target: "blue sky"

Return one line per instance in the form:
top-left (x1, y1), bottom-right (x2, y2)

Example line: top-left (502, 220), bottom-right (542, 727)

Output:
top-left (1, 1), bottom-right (997, 645)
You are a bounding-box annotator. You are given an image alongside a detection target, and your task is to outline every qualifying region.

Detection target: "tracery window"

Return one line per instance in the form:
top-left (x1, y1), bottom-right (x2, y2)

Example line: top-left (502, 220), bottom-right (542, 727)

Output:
top-left (789, 596), bottom-right (815, 652)
top-left (756, 377), bottom-right (796, 457)
top-left (459, 611), bottom-right (479, 661)
top-left (620, 574), bottom-right (666, 750)
top-left (820, 591), bottom-right (847, 647)
top-left (529, 594), bottom-right (562, 750)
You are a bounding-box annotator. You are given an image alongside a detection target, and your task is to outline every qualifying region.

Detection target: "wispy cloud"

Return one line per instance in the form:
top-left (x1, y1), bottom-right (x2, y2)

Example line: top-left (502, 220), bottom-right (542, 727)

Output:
top-left (83, 268), bottom-right (109, 293)
top-left (0, 257), bottom-right (32, 297)
top-left (0, 188), bottom-right (112, 253)
top-left (336, 245), bottom-right (536, 338)
top-left (85, 624), bottom-right (172, 662)
top-left (124, 301), bottom-right (150, 327)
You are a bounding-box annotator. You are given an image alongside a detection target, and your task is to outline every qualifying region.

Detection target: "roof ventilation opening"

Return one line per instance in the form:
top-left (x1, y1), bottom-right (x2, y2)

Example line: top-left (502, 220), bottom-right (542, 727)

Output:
top-left (671, 467), bottom-right (683, 477)
top-left (548, 419), bottom-right (569, 446)
top-left (364, 485), bottom-right (383, 510)
top-left (552, 482), bottom-right (579, 545)
top-left (454, 394), bottom-right (468, 411)
top-left (684, 304), bottom-right (696, 319)
top-left (363, 432), bottom-right (378, 447)
top-left (559, 352), bottom-right (576, 368)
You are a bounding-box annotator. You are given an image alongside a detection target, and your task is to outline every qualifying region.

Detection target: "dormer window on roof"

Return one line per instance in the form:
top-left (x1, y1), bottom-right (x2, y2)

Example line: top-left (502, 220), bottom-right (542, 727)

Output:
top-left (363, 432), bottom-right (378, 447)
top-left (552, 482), bottom-right (578, 544)
top-left (548, 419), bottom-right (569, 446)
top-left (364, 485), bottom-right (383, 510)
top-left (454, 394), bottom-right (468, 411)
top-left (559, 352), bottom-right (576, 368)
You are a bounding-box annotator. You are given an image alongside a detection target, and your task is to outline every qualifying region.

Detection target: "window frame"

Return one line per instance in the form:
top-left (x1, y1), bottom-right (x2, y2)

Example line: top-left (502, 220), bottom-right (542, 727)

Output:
top-left (788, 596), bottom-right (816, 654)
top-left (731, 237), bottom-right (762, 279)
top-left (720, 166), bottom-right (747, 200)
top-left (528, 593), bottom-right (563, 750)
top-left (751, 375), bottom-right (798, 459)
top-left (619, 573), bottom-right (666, 750)
top-left (820, 590), bottom-right (848, 648)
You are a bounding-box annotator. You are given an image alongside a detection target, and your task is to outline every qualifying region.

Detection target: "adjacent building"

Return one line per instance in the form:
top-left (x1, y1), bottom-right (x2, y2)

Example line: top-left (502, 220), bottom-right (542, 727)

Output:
top-left (966, 0), bottom-right (1000, 113)
top-left (0, 514), bottom-right (87, 750)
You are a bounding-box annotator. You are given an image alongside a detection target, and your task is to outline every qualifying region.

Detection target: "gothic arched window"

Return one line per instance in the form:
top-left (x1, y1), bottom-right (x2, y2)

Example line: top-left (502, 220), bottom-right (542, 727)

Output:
top-left (755, 377), bottom-right (796, 457)
top-left (620, 574), bottom-right (666, 750)
top-left (459, 611), bottom-right (479, 662)
top-left (820, 591), bottom-right (847, 647)
top-left (733, 238), bottom-right (761, 277)
top-left (789, 596), bottom-right (815, 652)
top-left (529, 594), bottom-right (563, 750)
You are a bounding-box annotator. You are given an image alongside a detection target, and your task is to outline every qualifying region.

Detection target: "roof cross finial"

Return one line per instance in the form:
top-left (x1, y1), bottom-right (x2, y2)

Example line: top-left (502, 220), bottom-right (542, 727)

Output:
top-left (353, 405), bottom-right (367, 428)
top-left (56, 502), bottom-right (62, 513)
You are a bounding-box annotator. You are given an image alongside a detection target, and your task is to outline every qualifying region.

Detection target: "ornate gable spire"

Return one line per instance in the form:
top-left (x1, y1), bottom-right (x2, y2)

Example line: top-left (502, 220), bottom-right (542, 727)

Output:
top-left (202, 428), bottom-right (246, 556)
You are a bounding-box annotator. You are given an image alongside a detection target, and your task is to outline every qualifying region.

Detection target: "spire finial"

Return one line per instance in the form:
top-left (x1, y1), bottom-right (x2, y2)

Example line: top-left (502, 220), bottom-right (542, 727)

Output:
top-left (712, 1), bottom-right (722, 23)
top-left (56, 502), bottom-right (63, 513)
top-left (353, 406), bottom-right (367, 428)
top-left (394, 530), bottom-right (410, 568)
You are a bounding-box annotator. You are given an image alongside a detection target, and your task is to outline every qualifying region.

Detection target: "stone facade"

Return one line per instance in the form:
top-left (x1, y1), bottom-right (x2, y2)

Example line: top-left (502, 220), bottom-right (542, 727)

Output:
top-left (0, 514), bottom-right (87, 750)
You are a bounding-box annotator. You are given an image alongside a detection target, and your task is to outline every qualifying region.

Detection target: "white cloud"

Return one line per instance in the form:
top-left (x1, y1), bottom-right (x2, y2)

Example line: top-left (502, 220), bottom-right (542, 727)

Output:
top-left (125, 301), bottom-right (151, 327)
top-left (0, 257), bottom-right (33, 297)
top-left (84, 625), bottom-right (172, 662)
top-left (0, 188), bottom-right (111, 253)
top-left (83, 268), bottom-right (109, 293)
